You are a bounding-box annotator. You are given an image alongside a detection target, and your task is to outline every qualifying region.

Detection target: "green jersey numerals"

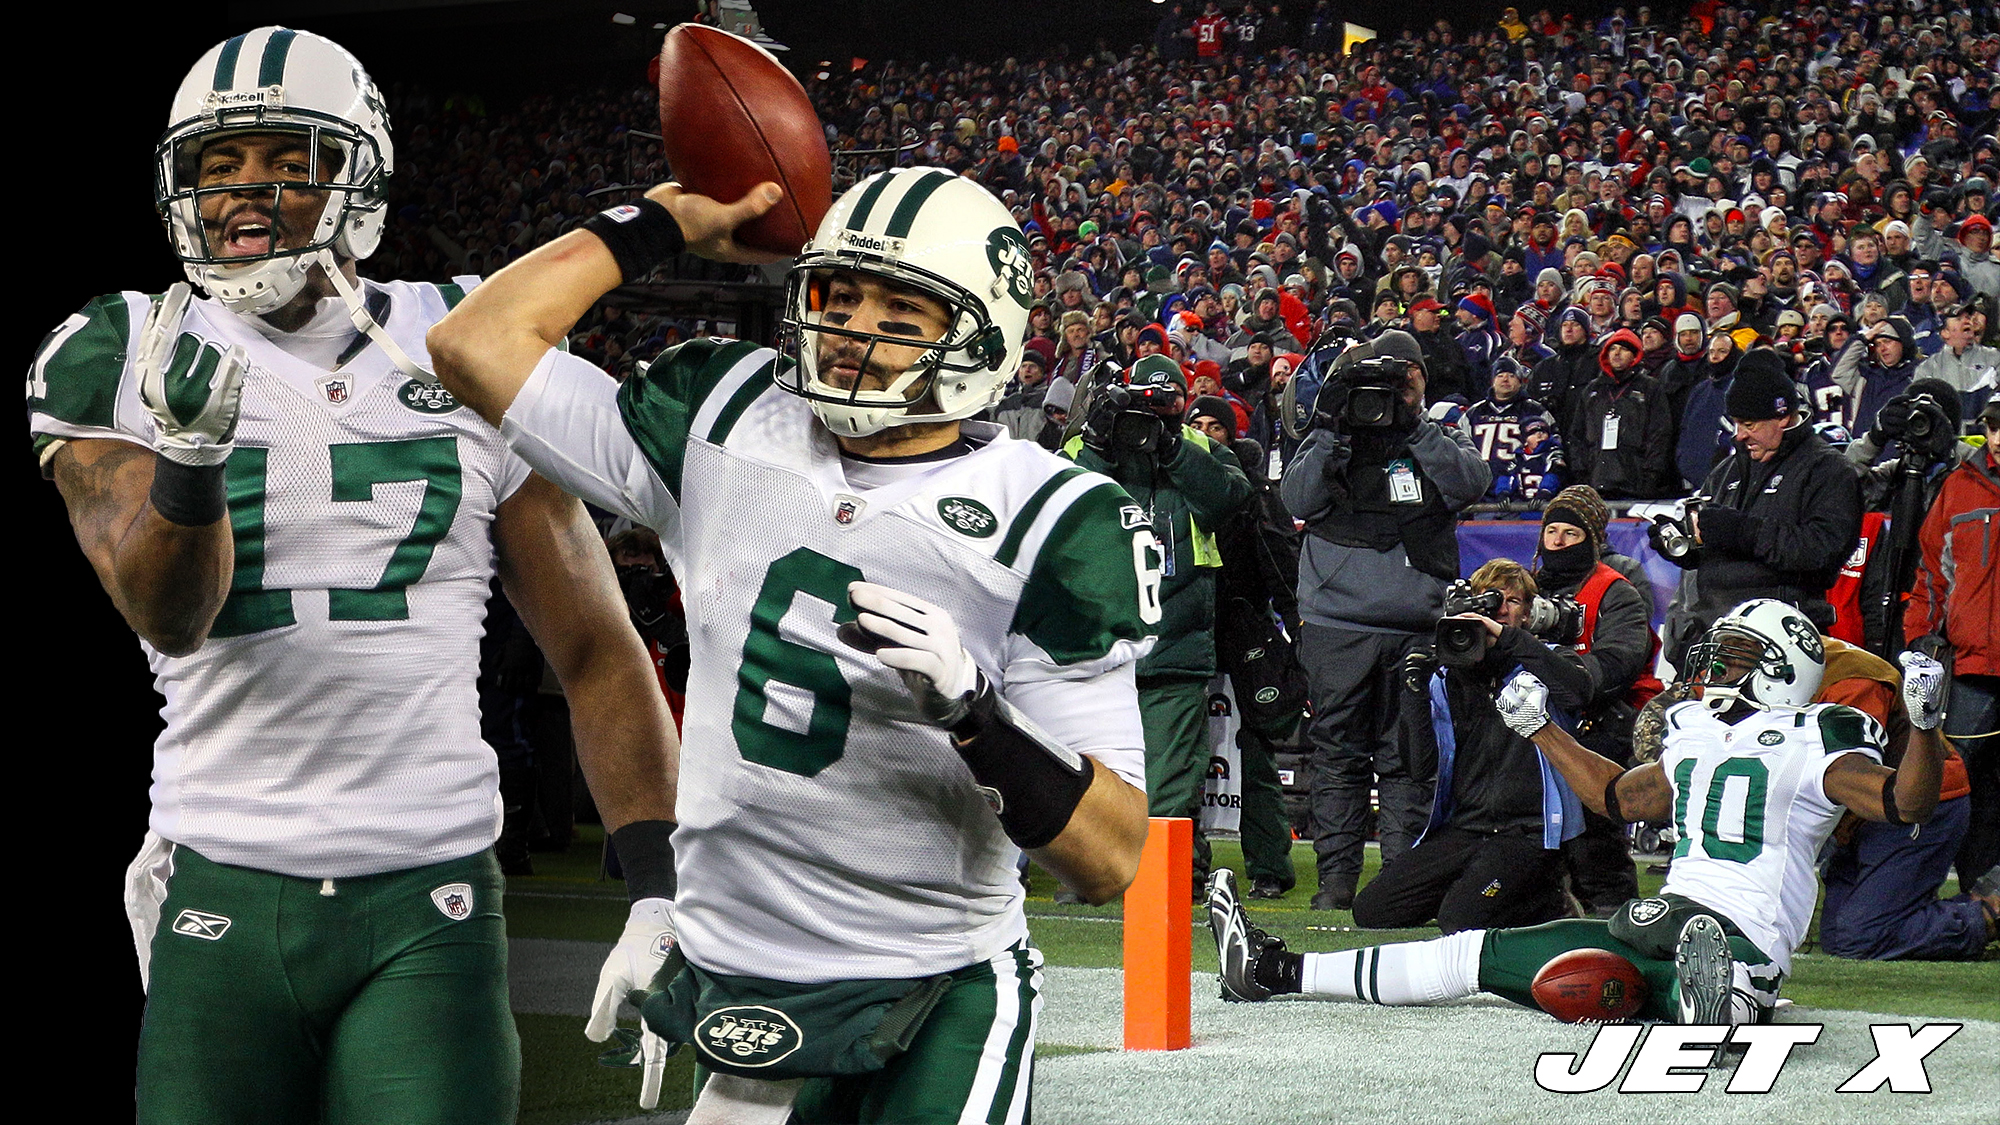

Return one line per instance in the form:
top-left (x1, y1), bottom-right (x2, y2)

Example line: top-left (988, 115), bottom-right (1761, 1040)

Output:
top-left (211, 437), bottom-right (464, 639)
top-left (731, 548), bottom-right (864, 778)
top-left (1672, 756), bottom-right (1771, 864)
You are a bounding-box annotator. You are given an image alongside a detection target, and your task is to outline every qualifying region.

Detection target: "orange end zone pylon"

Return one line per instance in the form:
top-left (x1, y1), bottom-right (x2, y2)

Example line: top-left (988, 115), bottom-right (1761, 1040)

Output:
top-left (1123, 816), bottom-right (1192, 1050)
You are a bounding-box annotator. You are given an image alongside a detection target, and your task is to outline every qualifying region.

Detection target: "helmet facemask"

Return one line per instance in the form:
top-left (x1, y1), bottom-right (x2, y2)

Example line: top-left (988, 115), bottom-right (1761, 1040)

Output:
top-left (1686, 627), bottom-right (1791, 713)
top-left (778, 261), bottom-right (1010, 438)
top-left (157, 115), bottom-right (387, 315)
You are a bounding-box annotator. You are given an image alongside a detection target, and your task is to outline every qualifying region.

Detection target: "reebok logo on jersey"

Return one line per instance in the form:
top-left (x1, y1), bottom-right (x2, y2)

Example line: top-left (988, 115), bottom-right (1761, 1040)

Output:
top-left (937, 497), bottom-right (998, 538)
top-left (430, 883), bottom-right (474, 921)
top-left (695, 1006), bottom-right (804, 1067)
top-left (1119, 504), bottom-right (1149, 530)
top-left (171, 909), bottom-right (232, 941)
top-left (399, 380), bottom-right (462, 414)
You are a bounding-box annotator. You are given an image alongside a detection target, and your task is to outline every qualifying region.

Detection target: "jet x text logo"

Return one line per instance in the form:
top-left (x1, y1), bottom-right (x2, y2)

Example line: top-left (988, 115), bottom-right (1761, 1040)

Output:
top-left (1535, 1023), bottom-right (1962, 1093)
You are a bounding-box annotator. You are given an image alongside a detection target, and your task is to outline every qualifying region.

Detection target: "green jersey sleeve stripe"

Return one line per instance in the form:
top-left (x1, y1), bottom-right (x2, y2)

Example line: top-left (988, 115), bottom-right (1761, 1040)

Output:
top-left (1817, 706), bottom-right (1882, 755)
top-left (1009, 479), bottom-right (1150, 667)
top-left (994, 465), bottom-right (1088, 568)
top-left (844, 172), bottom-right (895, 232)
top-left (259, 28), bottom-right (297, 88)
top-left (213, 34), bottom-right (246, 90)
top-left (1003, 472), bottom-right (1117, 575)
top-left (690, 349), bottom-right (778, 444)
top-left (885, 171), bottom-right (955, 238)
top-left (30, 293), bottom-right (134, 433)
top-left (617, 372), bottom-right (691, 502)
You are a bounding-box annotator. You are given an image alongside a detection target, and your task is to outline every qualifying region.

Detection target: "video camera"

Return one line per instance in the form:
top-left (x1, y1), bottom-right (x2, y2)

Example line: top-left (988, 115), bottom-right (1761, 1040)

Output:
top-left (1876, 390), bottom-right (1958, 463)
top-left (1083, 380), bottom-right (1181, 457)
top-left (1312, 354), bottom-right (1415, 433)
top-left (1649, 498), bottom-right (1703, 567)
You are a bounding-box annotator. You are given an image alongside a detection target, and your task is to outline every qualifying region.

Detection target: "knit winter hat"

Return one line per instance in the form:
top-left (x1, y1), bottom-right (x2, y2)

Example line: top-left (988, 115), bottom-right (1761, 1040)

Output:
top-left (1543, 485), bottom-right (1610, 552)
top-left (1724, 348), bottom-right (1799, 421)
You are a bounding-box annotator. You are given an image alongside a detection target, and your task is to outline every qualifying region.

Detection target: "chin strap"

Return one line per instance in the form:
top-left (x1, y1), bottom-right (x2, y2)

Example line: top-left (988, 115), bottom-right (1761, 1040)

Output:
top-left (322, 254), bottom-right (437, 383)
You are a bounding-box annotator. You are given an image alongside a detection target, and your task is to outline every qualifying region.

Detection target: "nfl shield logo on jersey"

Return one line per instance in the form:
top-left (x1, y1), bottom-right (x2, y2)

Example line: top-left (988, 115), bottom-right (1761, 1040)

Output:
top-left (430, 883), bottom-right (475, 921)
top-left (833, 494), bottom-right (864, 525)
top-left (316, 375), bottom-right (352, 405)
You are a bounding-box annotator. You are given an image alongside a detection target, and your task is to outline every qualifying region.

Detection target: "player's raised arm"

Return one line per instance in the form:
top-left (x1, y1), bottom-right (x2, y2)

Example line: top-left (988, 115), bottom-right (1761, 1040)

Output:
top-left (1499, 672), bottom-right (1674, 824)
top-left (426, 182), bottom-right (783, 425)
top-left (1822, 652), bottom-right (1946, 826)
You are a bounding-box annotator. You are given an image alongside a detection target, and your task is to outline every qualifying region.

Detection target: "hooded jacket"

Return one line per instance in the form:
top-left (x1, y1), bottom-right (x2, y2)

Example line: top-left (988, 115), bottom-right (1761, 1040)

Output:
top-left (1904, 447), bottom-right (2000, 677)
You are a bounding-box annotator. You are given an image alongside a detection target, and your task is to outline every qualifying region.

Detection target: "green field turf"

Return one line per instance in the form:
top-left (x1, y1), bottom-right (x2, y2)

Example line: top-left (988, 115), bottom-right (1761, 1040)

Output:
top-left (506, 827), bottom-right (1996, 1123)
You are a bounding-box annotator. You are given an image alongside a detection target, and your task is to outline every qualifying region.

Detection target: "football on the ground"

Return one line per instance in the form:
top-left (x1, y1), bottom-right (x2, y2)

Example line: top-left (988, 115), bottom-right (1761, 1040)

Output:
top-left (656, 23), bottom-right (832, 256)
top-left (1531, 948), bottom-right (1649, 1023)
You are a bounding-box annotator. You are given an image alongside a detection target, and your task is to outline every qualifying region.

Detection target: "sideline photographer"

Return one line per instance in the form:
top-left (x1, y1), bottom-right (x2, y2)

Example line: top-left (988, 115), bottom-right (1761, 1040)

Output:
top-left (1350, 560), bottom-right (1592, 933)
top-left (1072, 355), bottom-right (1252, 896)
top-left (1653, 348), bottom-right (1862, 669)
top-left (1279, 330), bottom-right (1491, 910)
top-left (1532, 487), bottom-right (1660, 915)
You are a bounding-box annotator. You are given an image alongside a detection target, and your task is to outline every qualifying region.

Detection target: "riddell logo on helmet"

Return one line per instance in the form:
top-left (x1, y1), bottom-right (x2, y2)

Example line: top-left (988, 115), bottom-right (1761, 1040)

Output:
top-left (836, 230), bottom-right (906, 259)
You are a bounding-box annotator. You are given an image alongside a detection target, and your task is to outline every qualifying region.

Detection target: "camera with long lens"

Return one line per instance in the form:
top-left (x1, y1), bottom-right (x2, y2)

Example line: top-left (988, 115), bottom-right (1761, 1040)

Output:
top-left (1434, 580), bottom-right (1505, 668)
top-left (1650, 500), bottom-right (1702, 565)
top-left (1313, 354), bottom-right (1412, 432)
top-left (1523, 594), bottom-right (1584, 645)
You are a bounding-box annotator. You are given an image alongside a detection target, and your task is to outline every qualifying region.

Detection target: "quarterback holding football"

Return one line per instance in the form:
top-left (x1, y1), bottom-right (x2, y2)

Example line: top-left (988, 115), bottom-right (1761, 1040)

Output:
top-left (1210, 599), bottom-right (1949, 1025)
top-left (29, 28), bottom-right (676, 1122)
top-left (428, 167), bottom-right (1155, 1120)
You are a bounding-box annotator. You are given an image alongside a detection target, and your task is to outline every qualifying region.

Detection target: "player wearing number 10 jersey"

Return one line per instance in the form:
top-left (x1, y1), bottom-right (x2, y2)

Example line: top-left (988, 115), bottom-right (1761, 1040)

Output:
top-left (29, 28), bottom-right (674, 1123)
top-left (429, 167), bottom-right (1154, 1121)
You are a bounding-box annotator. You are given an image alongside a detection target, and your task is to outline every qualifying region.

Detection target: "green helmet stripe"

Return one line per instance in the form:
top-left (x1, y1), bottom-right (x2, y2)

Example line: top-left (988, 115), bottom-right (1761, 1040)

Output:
top-left (259, 28), bottom-right (298, 88)
top-left (843, 172), bottom-right (895, 233)
top-left (884, 170), bottom-right (954, 238)
top-left (212, 34), bottom-right (247, 91)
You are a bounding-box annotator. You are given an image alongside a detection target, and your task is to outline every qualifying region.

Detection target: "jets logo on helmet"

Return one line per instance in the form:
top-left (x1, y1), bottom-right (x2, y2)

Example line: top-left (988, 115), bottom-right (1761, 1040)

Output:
top-left (777, 168), bottom-right (1029, 437)
top-left (1686, 598), bottom-right (1826, 713)
top-left (156, 27), bottom-right (393, 315)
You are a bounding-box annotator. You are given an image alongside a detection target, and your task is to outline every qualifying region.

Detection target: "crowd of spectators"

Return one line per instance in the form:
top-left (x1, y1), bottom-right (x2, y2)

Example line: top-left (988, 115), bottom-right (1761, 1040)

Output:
top-left (371, 0), bottom-right (1997, 955)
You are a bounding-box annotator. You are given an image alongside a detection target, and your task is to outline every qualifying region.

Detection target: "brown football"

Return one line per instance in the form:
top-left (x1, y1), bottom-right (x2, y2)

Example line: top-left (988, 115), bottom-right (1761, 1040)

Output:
top-left (656, 24), bottom-right (832, 256)
top-left (1531, 948), bottom-right (1650, 1023)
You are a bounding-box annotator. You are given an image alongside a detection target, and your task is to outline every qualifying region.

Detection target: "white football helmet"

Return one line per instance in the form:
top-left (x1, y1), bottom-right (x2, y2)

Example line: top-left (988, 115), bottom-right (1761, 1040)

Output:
top-left (155, 27), bottom-right (393, 315)
top-left (1686, 598), bottom-right (1826, 713)
top-left (778, 168), bottom-right (1033, 437)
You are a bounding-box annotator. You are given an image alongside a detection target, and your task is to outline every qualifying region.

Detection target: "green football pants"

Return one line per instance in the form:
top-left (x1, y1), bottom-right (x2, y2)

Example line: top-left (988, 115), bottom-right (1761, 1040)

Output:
top-left (1138, 676), bottom-right (1214, 879)
top-left (137, 846), bottom-right (518, 1124)
top-left (702, 943), bottom-right (1042, 1124)
top-left (1475, 895), bottom-right (1783, 1021)
top-left (1235, 726), bottom-right (1295, 889)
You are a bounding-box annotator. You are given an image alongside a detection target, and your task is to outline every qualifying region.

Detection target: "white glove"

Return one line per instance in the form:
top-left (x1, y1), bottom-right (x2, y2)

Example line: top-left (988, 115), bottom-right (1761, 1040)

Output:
top-left (1497, 671), bottom-right (1551, 739)
top-left (137, 283), bottom-right (248, 466)
top-left (844, 581), bottom-right (981, 725)
top-left (1898, 651), bottom-right (1948, 731)
top-left (586, 897), bottom-right (677, 1110)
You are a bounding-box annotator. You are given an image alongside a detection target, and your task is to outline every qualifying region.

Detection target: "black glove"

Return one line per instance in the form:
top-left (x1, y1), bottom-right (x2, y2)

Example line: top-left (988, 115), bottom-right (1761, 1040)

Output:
top-left (1871, 394), bottom-right (1914, 444)
top-left (1081, 393), bottom-right (1126, 454)
top-left (1156, 415), bottom-right (1184, 461)
top-left (1401, 648), bottom-right (1437, 694)
top-left (1695, 504), bottom-right (1760, 556)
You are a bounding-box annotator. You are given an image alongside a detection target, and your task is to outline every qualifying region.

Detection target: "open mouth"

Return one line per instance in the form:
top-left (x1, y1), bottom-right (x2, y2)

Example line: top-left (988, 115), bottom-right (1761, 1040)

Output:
top-left (220, 211), bottom-right (278, 258)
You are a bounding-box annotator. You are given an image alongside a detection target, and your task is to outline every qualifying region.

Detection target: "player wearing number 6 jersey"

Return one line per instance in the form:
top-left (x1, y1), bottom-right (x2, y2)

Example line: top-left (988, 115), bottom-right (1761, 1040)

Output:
top-left (429, 167), bottom-right (1153, 1122)
top-left (28, 29), bottom-right (676, 1124)
top-left (1209, 599), bottom-right (1948, 1027)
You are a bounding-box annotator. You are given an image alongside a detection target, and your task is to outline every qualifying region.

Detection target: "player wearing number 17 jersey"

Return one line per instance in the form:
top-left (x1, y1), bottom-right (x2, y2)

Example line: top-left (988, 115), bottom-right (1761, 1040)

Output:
top-left (1208, 598), bottom-right (1948, 1026)
top-left (429, 167), bottom-right (1154, 1122)
top-left (29, 29), bottom-right (675, 1123)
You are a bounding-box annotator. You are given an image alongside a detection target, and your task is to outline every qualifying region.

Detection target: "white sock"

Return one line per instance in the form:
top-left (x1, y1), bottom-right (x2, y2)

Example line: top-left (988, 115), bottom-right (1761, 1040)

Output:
top-left (1300, 930), bottom-right (1486, 1005)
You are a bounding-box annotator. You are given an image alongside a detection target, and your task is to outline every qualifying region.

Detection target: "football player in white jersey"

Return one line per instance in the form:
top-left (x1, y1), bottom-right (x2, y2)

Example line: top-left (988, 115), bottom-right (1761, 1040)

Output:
top-left (1207, 598), bottom-right (1949, 1025)
top-left (427, 167), bottom-right (1154, 1121)
top-left (28, 28), bottom-right (676, 1123)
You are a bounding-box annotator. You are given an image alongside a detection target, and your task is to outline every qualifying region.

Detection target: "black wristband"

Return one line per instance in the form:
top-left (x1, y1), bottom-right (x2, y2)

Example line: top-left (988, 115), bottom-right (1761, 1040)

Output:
top-left (149, 455), bottom-right (228, 526)
top-left (608, 819), bottom-right (678, 902)
top-left (949, 678), bottom-right (1097, 850)
top-left (1880, 775), bottom-right (1907, 826)
top-left (1604, 775), bottom-right (1627, 824)
top-left (580, 198), bottom-right (687, 284)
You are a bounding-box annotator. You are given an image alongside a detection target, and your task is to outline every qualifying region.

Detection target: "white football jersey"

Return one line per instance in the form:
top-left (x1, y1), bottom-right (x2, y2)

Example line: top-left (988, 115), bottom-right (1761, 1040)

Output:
top-left (1657, 700), bottom-right (1884, 973)
top-left (30, 280), bottom-right (530, 878)
top-left (506, 339), bottom-right (1155, 982)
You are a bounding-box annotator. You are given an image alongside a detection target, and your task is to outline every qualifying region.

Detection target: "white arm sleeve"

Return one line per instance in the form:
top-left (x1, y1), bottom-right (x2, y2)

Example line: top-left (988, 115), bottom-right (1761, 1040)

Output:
top-left (499, 347), bottom-right (679, 537)
top-left (1003, 663), bottom-right (1148, 793)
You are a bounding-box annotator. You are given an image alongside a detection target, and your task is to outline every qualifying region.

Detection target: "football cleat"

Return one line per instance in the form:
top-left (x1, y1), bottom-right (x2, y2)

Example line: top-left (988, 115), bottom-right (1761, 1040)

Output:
top-left (1208, 869), bottom-right (1285, 1002)
top-left (1674, 914), bottom-right (1733, 1025)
